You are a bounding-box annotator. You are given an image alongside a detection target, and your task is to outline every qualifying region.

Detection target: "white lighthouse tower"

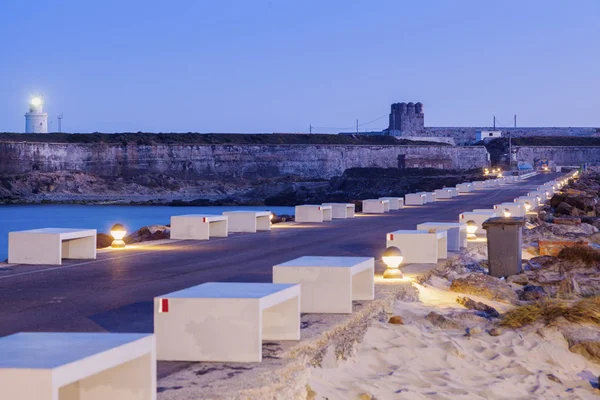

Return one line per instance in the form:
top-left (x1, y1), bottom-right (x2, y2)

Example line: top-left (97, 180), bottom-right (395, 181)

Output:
top-left (25, 96), bottom-right (48, 133)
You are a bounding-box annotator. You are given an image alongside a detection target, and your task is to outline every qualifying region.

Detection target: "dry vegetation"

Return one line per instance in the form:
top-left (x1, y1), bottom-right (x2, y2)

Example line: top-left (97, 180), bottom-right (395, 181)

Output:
top-left (501, 297), bottom-right (600, 328)
top-left (558, 245), bottom-right (600, 266)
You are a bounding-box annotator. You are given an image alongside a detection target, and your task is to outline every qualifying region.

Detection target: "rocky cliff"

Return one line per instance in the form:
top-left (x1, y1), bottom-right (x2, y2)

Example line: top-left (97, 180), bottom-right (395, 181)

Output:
top-left (515, 146), bottom-right (600, 166)
top-left (0, 141), bottom-right (490, 204)
top-left (0, 142), bottom-right (488, 179)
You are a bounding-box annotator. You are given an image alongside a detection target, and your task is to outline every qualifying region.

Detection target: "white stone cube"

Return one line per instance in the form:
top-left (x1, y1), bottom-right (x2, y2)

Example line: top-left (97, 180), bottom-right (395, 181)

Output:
top-left (273, 256), bottom-right (374, 313)
top-left (416, 222), bottom-right (467, 251)
top-left (322, 203), bottom-right (355, 219)
top-left (386, 230), bottom-right (447, 264)
top-left (155, 282), bottom-right (301, 363)
top-left (170, 215), bottom-right (228, 240)
top-left (222, 211), bottom-right (271, 233)
top-left (0, 332), bottom-right (156, 400)
top-left (8, 228), bottom-right (97, 265)
top-left (378, 197), bottom-right (404, 210)
top-left (362, 199), bottom-right (390, 213)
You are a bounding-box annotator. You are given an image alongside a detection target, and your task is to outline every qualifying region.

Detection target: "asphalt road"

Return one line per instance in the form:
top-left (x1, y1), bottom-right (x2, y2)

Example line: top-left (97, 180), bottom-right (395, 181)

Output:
top-left (0, 173), bottom-right (558, 339)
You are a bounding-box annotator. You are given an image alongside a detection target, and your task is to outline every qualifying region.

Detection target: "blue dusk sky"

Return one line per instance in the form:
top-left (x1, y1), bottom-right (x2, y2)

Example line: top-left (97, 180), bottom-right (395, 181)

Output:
top-left (0, 0), bottom-right (598, 133)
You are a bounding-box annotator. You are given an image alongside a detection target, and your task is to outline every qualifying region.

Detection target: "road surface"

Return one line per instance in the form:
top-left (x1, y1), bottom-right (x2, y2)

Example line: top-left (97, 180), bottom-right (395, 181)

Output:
top-left (0, 173), bottom-right (557, 340)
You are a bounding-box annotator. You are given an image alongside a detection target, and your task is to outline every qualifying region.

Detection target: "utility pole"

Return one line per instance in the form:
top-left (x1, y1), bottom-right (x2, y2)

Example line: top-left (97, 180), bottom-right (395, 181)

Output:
top-left (514, 114), bottom-right (516, 128)
top-left (509, 131), bottom-right (512, 170)
top-left (493, 115), bottom-right (496, 130)
top-left (309, 124), bottom-right (312, 134)
top-left (57, 113), bottom-right (63, 133)
top-left (356, 119), bottom-right (359, 134)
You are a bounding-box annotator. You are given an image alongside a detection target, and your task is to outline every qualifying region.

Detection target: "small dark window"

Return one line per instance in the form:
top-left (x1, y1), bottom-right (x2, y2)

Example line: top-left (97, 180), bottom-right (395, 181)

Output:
top-left (489, 133), bottom-right (493, 136)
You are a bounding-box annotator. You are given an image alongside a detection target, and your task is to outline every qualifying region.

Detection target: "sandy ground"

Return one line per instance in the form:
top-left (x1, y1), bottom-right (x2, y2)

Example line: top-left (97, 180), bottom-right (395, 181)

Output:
top-left (308, 281), bottom-right (600, 400)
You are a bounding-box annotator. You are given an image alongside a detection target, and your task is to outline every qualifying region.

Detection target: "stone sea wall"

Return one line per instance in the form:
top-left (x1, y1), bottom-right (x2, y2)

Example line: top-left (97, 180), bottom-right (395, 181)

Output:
top-left (0, 142), bottom-right (490, 180)
top-left (515, 146), bottom-right (600, 166)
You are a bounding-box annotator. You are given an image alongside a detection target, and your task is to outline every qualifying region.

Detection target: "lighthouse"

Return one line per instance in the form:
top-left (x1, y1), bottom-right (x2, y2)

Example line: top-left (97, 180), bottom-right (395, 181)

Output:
top-left (25, 96), bottom-right (48, 133)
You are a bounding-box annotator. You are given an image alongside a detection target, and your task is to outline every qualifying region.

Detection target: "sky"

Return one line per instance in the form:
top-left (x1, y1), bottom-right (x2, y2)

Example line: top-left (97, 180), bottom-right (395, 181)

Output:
top-left (0, 0), bottom-right (598, 133)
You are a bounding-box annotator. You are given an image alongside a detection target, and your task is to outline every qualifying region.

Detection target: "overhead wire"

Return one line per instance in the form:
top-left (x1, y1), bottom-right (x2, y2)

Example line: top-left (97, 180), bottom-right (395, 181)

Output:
top-left (311, 113), bottom-right (389, 132)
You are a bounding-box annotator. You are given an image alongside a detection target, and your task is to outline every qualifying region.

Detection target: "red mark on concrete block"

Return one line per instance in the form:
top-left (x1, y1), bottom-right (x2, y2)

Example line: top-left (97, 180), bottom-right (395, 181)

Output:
top-left (160, 298), bottom-right (169, 313)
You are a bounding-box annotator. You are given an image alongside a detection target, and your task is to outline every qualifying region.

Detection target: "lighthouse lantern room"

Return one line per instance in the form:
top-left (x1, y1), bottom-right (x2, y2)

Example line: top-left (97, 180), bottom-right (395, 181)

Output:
top-left (25, 96), bottom-right (48, 133)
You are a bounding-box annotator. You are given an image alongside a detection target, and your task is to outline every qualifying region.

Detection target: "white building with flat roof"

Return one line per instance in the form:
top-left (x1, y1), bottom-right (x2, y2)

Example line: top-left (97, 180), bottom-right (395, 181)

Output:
top-left (476, 130), bottom-right (502, 141)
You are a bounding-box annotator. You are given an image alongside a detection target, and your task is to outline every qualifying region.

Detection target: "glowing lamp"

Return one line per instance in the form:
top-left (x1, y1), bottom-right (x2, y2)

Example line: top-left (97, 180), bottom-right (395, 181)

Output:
top-left (466, 220), bottom-right (478, 240)
top-left (503, 208), bottom-right (511, 218)
top-left (270, 212), bottom-right (275, 221)
top-left (524, 202), bottom-right (531, 212)
top-left (110, 223), bottom-right (127, 248)
top-left (30, 97), bottom-right (42, 107)
top-left (382, 246), bottom-right (404, 279)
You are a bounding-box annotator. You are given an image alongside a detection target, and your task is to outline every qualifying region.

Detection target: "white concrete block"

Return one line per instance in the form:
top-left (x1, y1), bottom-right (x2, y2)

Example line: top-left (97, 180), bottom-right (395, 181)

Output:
top-left (273, 256), bottom-right (374, 314)
top-left (449, 188), bottom-right (459, 197)
top-left (378, 197), bottom-right (404, 210)
top-left (541, 183), bottom-right (556, 194)
top-left (417, 222), bottom-right (467, 251)
top-left (386, 230), bottom-right (447, 264)
top-left (473, 181), bottom-right (486, 189)
top-left (155, 282), bottom-right (300, 363)
top-left (222, 211), bottom-right (271, 233)
top-left (405, 193), bottom-right (426, 205)
top-left (322, 203), bottom-right (355, 219)
top-left (295, 205), bottom-right (332, 222)
top-left (474, 208), bottom-right (502, 217)
top-left (456, 183), bottom-right (473, 193)
top-left (494, 202), bottom-right (526, 217)
top-left (8, 228), bottom-right (97, 265)
top-left (424, 192), bottom-right (437, 202)
top-left (459, 211), bottom-right (497, 235)
top-left (362, 199), bottom-right (390, 213)
top-left (320, 205), bottom-right (333, 221)
top-left (528, 190), bottom-right (549, 201)
top-left (170, 215), bottom-right (228, 240)
top-left (434, 188), bottom-right (453, 199)
top-left (515, 196), bottom-right (539, 209)
top-left (0, 332), bottom-right (156, 400)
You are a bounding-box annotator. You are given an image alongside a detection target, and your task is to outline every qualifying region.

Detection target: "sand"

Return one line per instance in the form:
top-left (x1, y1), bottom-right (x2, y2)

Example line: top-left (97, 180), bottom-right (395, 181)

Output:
top-left (308, 281), bottom-right (600, 400)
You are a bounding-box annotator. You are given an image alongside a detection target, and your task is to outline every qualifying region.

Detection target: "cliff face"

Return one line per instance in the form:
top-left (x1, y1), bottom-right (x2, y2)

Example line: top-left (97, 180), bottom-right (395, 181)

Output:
top-left (515, 146), bottom-right (600, 166)
top-left (0, 141), bottom-right (490, 203)
top-left (0, 142), bottom-right (489, 179)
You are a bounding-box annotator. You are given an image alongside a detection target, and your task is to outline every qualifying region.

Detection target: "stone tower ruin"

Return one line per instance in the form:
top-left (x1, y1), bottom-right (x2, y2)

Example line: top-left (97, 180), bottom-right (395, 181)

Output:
top-left (388, 102), bottom-right (424, 136)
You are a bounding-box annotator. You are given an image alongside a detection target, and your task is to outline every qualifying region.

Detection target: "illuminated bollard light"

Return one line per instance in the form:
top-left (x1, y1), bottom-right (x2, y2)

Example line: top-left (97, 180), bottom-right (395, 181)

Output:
top-left (466, 220), bottom-right (478, 240)
top-left (110, 223), bottom-right (127, 248)
top-left (382, 246), bottom-right (404, 279)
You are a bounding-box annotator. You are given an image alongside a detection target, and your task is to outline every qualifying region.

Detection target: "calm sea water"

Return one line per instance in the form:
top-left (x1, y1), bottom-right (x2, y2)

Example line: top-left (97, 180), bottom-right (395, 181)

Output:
top-left (0, 205), bottom-right (295, 261)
